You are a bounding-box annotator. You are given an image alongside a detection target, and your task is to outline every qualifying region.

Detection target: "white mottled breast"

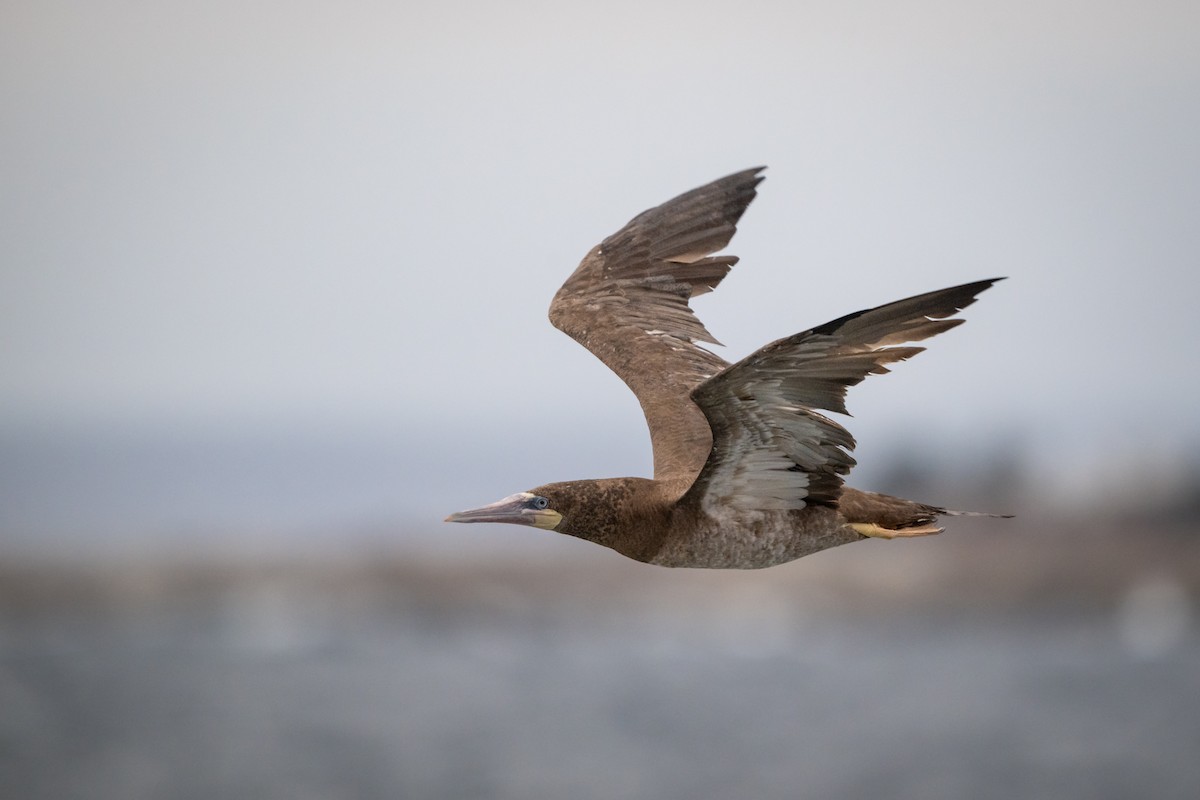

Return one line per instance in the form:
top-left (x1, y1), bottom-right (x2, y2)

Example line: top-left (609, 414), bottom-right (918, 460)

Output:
top-left (648, 504), bottom-right (860, 569)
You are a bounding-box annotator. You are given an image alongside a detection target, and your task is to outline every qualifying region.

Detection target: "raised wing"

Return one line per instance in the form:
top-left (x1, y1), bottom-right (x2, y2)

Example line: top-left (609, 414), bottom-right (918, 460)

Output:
top-left (549, 168), bottom-right (765, 485)
top-left (684, 279), bottom-right (1001, 512)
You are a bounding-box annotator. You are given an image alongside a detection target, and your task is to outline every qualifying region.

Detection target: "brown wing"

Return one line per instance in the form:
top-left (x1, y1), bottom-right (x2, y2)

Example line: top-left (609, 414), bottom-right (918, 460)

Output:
top-left (684, 279), bottom-right (1002, 512)
top-left (549, 167), bottom-right (766, 486)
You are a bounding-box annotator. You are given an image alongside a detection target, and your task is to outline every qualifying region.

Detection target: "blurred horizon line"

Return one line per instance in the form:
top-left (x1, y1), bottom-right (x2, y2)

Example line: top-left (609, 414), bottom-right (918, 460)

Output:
top-left (3, 419), bottom-right (1197, 562)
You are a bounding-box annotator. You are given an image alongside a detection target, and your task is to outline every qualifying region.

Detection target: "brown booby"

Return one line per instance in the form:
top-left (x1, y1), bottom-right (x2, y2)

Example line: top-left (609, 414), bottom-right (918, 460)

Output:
top-left (446, 167), bottom-right (1009, 568)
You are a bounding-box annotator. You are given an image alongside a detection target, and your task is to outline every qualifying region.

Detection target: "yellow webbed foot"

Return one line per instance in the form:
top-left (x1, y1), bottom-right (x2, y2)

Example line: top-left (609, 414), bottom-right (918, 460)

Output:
top-left (850, 522), bottom-right (944, 540)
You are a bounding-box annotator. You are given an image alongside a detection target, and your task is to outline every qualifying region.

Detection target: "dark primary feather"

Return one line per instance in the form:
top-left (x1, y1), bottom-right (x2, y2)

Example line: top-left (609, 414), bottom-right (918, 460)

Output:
top-left (685, 279), bottom-right (1002, 512)
top-left (548, 168), bottom-right (766, 486)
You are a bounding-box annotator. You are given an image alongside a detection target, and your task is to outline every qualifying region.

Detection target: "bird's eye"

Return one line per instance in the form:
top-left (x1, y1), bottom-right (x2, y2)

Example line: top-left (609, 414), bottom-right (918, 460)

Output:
top-left (531, 496), bottom-right (549, 510)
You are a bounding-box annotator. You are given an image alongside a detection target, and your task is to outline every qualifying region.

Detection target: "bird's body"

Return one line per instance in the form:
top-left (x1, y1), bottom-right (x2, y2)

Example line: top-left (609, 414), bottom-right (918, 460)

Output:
top-left (508, 476), bottom-right (852, 569)
top-left (447, 167), bottom-right (1008, 569)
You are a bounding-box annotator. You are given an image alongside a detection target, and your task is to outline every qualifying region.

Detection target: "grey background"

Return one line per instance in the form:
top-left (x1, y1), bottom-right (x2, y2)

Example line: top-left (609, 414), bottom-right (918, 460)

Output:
top-left (2, 2), bottom-right (1198, 798)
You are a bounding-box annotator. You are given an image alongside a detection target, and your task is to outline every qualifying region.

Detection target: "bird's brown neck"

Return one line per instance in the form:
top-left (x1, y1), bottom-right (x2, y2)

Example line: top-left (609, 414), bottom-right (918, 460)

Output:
top-left (532, 476), bottom-right (673, 563)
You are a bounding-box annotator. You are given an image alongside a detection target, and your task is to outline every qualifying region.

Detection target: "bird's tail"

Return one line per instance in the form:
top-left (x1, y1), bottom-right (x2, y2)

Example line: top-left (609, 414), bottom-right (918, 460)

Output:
top-left (933, 507), bottom-right (1015, 519)
top-left (839, 489), bottom-right (1012, 540)
top-left (847, 501), bottom-right (1013, 540)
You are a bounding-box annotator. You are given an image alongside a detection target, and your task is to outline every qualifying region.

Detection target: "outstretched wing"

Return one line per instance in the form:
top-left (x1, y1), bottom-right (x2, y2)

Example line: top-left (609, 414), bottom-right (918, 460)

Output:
top-left (684, 279), bottom-right (1002, 512)
top-left (549, 167), bottom-right (765, 485)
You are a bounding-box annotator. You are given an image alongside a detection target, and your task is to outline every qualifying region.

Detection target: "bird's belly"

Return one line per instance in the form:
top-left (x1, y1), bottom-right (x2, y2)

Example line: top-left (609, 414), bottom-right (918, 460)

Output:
top-left (649, 506), bottom-right (860, 569)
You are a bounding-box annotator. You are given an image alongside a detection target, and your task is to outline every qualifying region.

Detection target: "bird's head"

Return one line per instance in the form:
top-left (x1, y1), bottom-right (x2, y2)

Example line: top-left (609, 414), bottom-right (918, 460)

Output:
top-left (443, 479), bottom-right (633, 538)
top-left (445, 478), bottom-right (657, 558)
top-left (444, 489), bottom-right (566, 531)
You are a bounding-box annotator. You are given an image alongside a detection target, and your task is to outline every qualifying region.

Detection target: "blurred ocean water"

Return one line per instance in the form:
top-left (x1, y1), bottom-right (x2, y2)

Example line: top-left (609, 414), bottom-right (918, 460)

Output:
top-left (2, 543), bottom-right (1198, 800)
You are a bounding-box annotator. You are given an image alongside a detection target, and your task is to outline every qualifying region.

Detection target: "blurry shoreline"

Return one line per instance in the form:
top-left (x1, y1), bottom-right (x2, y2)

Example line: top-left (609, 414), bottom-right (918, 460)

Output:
top-left (5, 516), bottom-right (1197, 800)
top-left (4, 516), bottom-right (1196, 623)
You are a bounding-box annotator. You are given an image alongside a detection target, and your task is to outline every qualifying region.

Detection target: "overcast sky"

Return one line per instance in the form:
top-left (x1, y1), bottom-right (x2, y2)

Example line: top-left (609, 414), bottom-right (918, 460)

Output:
top-left (3, 1), bottom-right (1199, 535)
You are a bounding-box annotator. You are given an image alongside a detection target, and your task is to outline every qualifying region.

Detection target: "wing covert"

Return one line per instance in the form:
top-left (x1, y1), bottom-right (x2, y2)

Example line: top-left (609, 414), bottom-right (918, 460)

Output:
top-left (548, 167), bottom-right (766, 485)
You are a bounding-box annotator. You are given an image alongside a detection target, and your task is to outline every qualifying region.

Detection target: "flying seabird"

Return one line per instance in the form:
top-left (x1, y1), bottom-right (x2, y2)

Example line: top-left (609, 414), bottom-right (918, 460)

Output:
top-left (446, 167), bottom-right (1009, 568)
